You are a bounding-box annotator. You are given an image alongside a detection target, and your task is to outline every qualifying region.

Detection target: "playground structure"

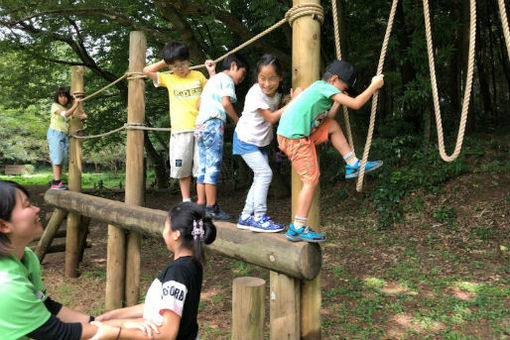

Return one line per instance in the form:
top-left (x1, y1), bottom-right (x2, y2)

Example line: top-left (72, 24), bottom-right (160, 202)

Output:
top-left (35, 0), bottom-right (510, 338)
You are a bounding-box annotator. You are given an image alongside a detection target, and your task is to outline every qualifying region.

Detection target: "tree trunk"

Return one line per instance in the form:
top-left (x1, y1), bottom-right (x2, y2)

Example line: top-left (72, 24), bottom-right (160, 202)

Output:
top-left (448, 0), bottom-right (462, 115)
top-left (476, 10), bottom-right (493, 117)
top-left (144, 131), bottom-right (169, 189)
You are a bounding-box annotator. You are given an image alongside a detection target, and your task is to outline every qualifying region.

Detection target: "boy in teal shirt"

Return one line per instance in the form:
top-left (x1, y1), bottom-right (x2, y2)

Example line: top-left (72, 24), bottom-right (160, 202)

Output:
top-left (277, 60), bottom-right (384, 243)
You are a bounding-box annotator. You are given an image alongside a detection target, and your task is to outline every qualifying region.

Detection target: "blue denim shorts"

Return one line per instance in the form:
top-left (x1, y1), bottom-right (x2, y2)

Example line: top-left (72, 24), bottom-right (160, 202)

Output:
top-left (195, 119), bottom-right (224, 185)
top-left (47, 127), bottom-right (69, 165)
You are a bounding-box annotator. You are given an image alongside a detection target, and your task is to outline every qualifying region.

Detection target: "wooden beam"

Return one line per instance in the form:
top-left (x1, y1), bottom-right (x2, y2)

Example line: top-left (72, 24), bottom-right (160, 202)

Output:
top-left (44, 190), bottom-right (322, 281)
top-left (232, 277), bottom-right (265, 340)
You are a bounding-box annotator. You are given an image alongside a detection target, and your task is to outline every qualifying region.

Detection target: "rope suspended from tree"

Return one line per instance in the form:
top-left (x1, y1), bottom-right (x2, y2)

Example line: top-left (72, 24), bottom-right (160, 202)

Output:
top-left (423, 0), bottom-right (476, 163)
top-left (497, 0), bottom-right (510, 61)
top-left (355, 0), bottom-right (399, 192)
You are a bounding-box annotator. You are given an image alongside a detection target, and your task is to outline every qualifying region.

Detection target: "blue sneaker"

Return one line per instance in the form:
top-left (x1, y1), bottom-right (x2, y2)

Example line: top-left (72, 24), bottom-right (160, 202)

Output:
top-left (345, 160), bottom-right (383, 179)
top-left (285, 223), bottom-right (326, 243)
top-left (250, 215), bottom-right (285, 233)
top-left (51, 180), bottom-right (68, 190)
top-left (237, 214), bottom-right (256, 230)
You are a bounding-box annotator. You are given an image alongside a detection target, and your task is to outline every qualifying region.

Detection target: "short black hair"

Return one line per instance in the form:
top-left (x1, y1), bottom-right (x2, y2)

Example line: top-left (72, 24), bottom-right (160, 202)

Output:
top-left (53, 87), bottom-right (72, 104)
top-left (0, 181), bottom-right (29, 256)
top-left (162, 41), bottom-right (190, 64)
top-left (222, 53), bottom-right (248, 73)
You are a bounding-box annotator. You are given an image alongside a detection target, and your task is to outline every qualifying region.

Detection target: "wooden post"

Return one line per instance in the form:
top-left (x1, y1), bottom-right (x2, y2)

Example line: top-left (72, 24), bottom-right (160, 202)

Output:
top-left (125, 31), bottom-right (146, 306)
top-left (293, 1), bottom-right (322, 339)
top-left (232, 277), bottom-right (265, 340)
top-left (65, 66), bottom-right (85, 277)
top-left (35, 208), bottom-right (67, 261)
top-left (270, 271), bottom-right (300, 340)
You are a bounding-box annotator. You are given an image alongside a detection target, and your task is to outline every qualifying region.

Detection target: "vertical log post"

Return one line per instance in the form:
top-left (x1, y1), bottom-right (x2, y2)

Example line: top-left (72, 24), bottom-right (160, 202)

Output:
top-left (270, 271), bottom-right (300, 339)
top-left (35, 208), bottom-right (67, 262)
top-left (293, 1), bottom-right (322, 339)
top-left (124, 31), bottom-right (146, 306)
top-left (232, 277), bottom-right (265, 340)
top-left (65, 66), bottom-right (85, 277)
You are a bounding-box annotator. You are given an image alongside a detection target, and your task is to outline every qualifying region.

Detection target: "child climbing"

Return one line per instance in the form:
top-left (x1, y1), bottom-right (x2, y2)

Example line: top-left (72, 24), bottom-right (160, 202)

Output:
top-left (234, 54), bottom-right (297, 232)
top-left (94, 202), bottom-right (217, 340)
top-left (143, 41), bottom-right (216, 203)
top-left (277, 60), bottom-right (384, 243)
top-left (194, 53), bottom-right (248, 221)
top-left (47, 87), bottom-right (87, 190)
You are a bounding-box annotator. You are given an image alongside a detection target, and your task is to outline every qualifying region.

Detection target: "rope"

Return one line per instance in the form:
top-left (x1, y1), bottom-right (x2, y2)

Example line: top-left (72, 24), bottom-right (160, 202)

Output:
top-left (355, 0), bottom-right (399, 192)
top-left (498, 0), bottom-right (510, 60)
top-left (330, 0), bottom-right (355, 153)
top-left (422, 0), bottom-right (476, 163)
top-left (71, 123), bottom-right (177, 139)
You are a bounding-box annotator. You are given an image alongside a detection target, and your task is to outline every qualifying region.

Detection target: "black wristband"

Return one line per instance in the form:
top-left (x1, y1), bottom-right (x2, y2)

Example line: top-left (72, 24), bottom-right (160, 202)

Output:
top-left (89, 315), bottom-right (95, 323)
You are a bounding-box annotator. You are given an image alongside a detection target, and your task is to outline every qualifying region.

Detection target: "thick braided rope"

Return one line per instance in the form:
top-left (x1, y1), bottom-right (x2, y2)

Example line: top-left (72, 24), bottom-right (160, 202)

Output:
top-left (71, 123), bottom-right (178, 139)
top-left (498, 0), bottom-right (510, 60)
top-left (356, 0), bottom-right (399, 192)
top-left (330, 0), bottom-right (355, 153)
top-left (422, 0), bottom-right (476, 163)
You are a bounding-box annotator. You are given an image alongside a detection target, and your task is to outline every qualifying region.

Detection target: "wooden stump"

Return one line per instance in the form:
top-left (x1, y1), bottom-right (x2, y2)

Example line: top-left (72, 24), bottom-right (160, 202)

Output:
top-left (232, 276), bottom-right (265, 340)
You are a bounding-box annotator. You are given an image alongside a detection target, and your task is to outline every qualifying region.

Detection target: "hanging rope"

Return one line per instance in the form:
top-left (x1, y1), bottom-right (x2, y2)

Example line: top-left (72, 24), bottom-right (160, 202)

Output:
top-left (69, 3), bottom-right (325, 139)
top-left (498, 0), bottom-right (510, 60)
top-left (71, 123), bottom-right (179, 139)
top-left (423, 0), bottom-right (476, 163)
top-left (355, 0), bottom-right (399, 192)
top-left (330, 0), bottom-right (355, 153)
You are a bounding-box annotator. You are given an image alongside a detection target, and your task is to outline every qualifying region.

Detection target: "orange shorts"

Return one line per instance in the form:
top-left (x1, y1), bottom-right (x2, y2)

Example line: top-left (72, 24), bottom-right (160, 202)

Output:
top-left (277, 118), bottom-right (332, 184)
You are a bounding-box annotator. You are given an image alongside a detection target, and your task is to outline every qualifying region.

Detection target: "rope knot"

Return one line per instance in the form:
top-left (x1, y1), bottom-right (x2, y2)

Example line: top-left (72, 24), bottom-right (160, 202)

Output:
top-left (285, 3), bottom-right (324, 26)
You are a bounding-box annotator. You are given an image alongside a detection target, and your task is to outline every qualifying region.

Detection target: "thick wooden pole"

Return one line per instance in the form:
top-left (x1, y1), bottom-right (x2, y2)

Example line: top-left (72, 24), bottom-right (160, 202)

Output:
top-left (293, 1), bottom-right (322, 339)
top-left (125, 31), bottom-right (146, 306)
top-left (65, 66), bottom-right (85, 277)
top-left (232, 277), bottom-right (265, 340)
top-left (270, 271), bottom-right (300, 340)
top-left (35, 208), bottom-right (67, 261)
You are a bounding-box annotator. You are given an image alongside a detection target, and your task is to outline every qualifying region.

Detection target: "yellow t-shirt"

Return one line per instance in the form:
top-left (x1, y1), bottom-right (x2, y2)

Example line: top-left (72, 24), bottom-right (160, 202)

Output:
top-left (49, 103), bottom-right (69, 134)
top-left (157, 70), bottom-right (207, 132)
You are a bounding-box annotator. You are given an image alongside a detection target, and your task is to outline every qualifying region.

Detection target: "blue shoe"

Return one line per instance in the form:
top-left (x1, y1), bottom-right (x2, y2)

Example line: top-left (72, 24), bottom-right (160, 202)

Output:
top-left (285, 223), bottom-right (326, 243)
top-left (345, 160), bottom-right (383, 179)
top-left (250, 215), bottom-right (285, 233)
top-left (237, 214), bottom-right (256, 230)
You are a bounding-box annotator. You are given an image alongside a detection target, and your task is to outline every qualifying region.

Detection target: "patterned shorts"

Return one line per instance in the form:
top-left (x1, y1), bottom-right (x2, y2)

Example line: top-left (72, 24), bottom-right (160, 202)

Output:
top-left (195, 119), bottom-right (224, 185)
top-left (277, 118), bottom-right (331, 184)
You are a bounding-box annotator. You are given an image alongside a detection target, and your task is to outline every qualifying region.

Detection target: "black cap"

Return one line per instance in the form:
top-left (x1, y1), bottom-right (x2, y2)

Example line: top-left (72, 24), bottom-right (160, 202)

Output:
top-left (325, 60), bottom-right (358, 96)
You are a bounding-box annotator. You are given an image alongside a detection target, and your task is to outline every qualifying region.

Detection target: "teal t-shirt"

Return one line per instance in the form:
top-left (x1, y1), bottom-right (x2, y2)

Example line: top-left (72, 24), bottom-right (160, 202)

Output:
top-left (277, 80), bottom-right (340, 139)
top-left (0, 248), bottom-right (51, 339)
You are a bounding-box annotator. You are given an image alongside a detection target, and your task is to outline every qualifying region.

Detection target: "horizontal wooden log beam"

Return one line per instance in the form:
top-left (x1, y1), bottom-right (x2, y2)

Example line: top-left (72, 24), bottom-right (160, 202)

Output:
top-left (44, 190), bottom-right (321, 280)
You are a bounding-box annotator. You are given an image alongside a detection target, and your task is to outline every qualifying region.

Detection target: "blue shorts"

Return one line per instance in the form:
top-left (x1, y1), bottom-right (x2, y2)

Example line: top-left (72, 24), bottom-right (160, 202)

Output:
top-left (195, 119), bottom-right (224, 185)
top-left (47, 127), bottom-right (69, 165)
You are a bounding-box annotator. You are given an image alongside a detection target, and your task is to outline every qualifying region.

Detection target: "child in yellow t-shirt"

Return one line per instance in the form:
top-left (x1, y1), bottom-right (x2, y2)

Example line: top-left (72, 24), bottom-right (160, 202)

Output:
top-left (144, 42), bottom-right (215, 202)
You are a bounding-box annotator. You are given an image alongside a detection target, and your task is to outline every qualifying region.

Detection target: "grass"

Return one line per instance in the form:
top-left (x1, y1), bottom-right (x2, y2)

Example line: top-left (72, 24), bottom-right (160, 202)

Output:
top-left (0, 166), bottom-right (156, 189)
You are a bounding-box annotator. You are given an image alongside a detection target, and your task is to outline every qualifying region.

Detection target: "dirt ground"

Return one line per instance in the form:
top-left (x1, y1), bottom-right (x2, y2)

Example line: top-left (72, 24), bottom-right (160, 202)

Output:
top-left (27, 167), bottom-right (510, 339)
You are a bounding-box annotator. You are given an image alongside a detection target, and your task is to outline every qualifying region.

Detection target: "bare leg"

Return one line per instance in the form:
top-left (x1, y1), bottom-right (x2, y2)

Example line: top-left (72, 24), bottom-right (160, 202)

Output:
top-left (179, 176), bottom-right (191, 201)
top-left (196, 183), bottom-right (206, 205)
top-left (52, 164), bottom-right (62, 181)
top-left (328, 120), bottom-right (352, 157)
top-left (295, 180), bottom-right (319, 218)
top-left (205, 183), bottom-right (217, 206)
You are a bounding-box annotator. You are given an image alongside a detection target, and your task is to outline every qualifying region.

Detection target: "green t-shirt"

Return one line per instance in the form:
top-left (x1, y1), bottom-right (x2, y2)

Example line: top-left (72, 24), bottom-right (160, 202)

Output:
top-left (277, 80), bottom-right (340, 139)
top-left (50, 102), bottom-right (69, 134)
top-left (0, 248), bottom-right (51, 340)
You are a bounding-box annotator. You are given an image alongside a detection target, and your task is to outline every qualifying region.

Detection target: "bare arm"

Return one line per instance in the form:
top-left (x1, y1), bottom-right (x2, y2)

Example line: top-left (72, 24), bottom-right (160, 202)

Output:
top-left (331, 75), bottom-right (384, 110)
top-left (257, 87), bottom-right (303, 124)
top-left (222, 96), bottom-right (239, 124)
top-left (53, 100), bottom-right (80, 118)
top-left (143, 60), bottom-right (167, 83)
top-left (327, 101), bottom-right (341, 119)
top-left (96, 304), bottom-right (145, 322)
top-left (204, 59), bottom-right (216, 78)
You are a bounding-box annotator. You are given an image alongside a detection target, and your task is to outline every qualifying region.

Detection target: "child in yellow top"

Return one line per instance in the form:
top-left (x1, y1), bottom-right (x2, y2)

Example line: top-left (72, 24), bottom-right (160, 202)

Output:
top-left (144, 42), bottom-right (215, 202)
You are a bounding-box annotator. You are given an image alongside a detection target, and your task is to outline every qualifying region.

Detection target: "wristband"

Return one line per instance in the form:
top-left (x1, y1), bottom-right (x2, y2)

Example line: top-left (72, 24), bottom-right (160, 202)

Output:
top-left (89, 315), bottom-right (95, 323)
top-left (60, 110), bottom-right (67, 118)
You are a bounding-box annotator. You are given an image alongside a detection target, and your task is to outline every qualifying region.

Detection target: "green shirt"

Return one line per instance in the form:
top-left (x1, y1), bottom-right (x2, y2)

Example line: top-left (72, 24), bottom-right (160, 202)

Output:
top-left (0, 248), bottom-right (51, 339)
top-left (277, 80), bottom-right (340, 139)
top-left (50, 102), bottom-right (69, 134)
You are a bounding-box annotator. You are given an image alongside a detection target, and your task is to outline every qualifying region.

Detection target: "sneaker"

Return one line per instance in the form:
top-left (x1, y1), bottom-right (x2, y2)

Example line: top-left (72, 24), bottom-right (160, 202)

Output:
top-left (345, 160), bottom-right (383, 179)
top-left (250, 215), bottom-right (285, 233)
top-left (237, 214), bottom-right (256, 230)
top-left (285, 223), bottom-right (326, 243)
top-left (205, 204), bottom-right (232, 221)
top-left (51, 181), bottom-right (68, 190)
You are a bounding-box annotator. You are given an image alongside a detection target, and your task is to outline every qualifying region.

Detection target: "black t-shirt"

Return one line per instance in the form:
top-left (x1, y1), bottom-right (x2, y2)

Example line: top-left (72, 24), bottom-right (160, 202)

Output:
top-left (143, 256), bottom-right (203, 340)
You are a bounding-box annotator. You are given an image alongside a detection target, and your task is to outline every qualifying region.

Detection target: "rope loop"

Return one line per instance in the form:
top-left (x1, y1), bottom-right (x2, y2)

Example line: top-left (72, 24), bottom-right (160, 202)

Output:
top-left (285, 3), bottom-right (324, 26)
top-left (125, 71), bottom-right (147, 80)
